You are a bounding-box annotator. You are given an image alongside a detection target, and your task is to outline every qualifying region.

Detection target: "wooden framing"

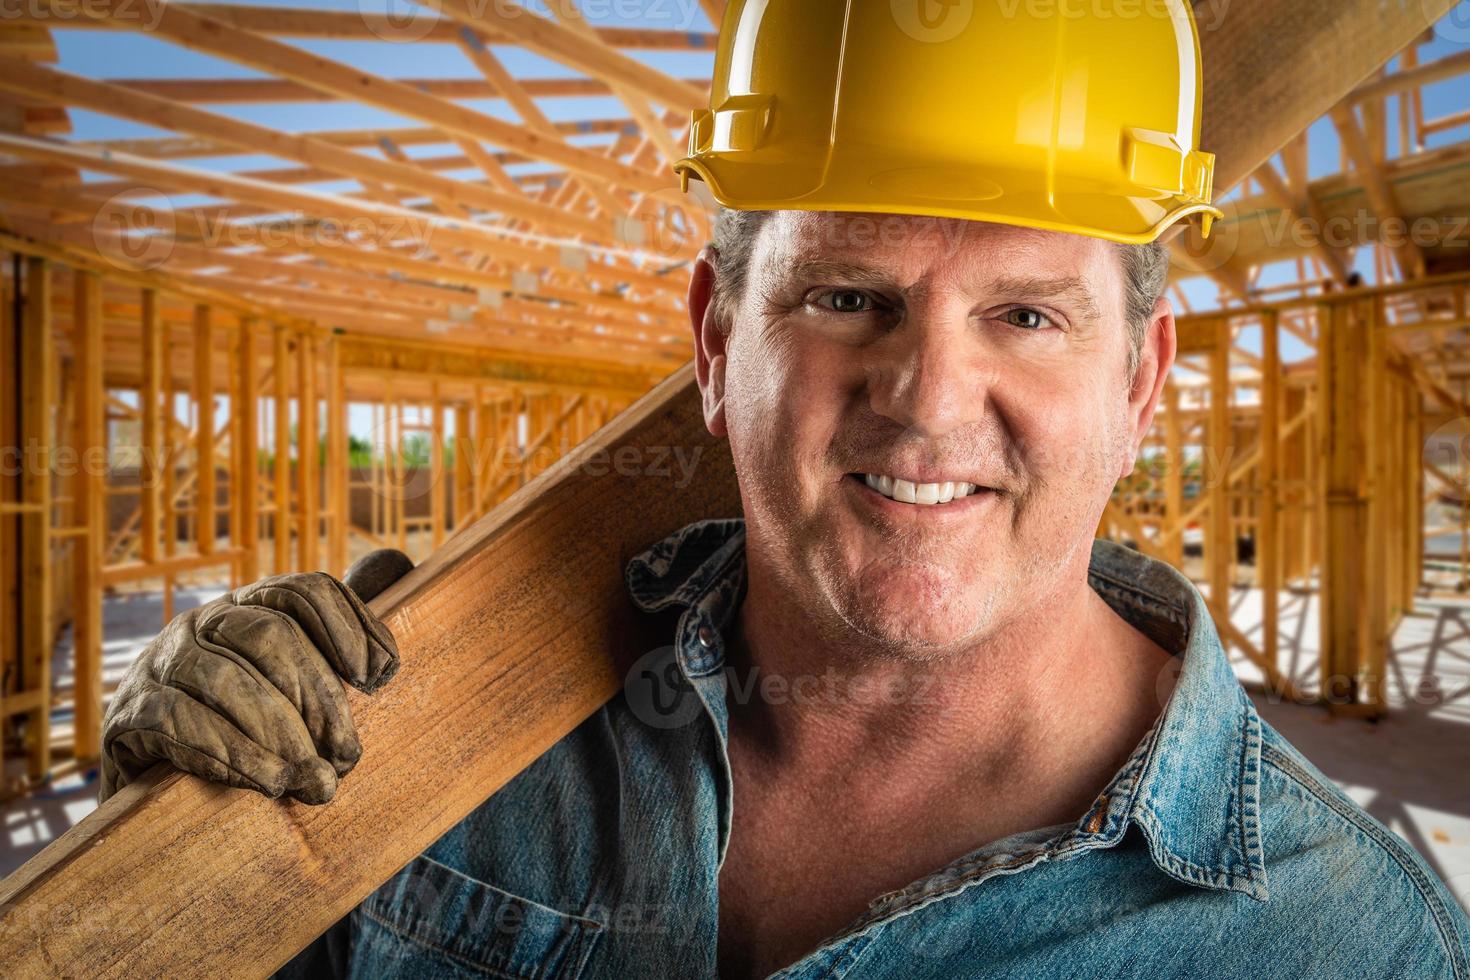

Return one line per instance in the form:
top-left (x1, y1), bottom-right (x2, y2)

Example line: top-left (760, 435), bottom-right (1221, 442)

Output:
top-left (71, 271), bottom-right (105, 761)
top-left (19, 257), bottom-right (52, 780)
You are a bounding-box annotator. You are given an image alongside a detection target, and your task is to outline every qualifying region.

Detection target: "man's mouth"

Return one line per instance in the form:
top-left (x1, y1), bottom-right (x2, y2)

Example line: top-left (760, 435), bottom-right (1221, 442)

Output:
top-left (853, 472), bottom-right (986, 506)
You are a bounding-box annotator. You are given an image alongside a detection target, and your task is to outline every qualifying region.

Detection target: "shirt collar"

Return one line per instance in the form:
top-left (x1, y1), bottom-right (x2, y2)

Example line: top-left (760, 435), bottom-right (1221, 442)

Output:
top-left (624, 519), bottom-right (1269, 902)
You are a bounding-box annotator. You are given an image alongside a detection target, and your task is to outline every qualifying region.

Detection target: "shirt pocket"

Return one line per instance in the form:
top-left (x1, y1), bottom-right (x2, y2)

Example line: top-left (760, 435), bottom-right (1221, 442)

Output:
top-left (351, 854), bottom-right (606, 979)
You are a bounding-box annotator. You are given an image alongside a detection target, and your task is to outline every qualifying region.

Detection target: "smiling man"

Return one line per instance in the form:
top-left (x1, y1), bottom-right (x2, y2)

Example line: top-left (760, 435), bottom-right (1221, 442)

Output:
top-left (99, 2), bottom-right (1470, 978)
top-left (686, 207), bottom-right (1201, 977)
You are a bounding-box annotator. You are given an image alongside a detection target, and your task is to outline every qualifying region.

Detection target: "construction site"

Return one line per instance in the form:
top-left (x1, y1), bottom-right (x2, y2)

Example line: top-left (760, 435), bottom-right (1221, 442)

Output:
top-left (0, 0), bottom-right (1467, 975)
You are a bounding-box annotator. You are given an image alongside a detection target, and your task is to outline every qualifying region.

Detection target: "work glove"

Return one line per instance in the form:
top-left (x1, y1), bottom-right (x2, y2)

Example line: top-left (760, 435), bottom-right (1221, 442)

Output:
top-left (99, 549), bottom-right (415, 805)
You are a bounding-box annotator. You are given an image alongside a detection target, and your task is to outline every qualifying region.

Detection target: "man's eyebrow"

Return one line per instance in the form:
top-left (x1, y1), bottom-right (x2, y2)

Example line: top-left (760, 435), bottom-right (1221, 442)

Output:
top-left (986, 275), bottom-right (1103, 320)
top-left (779, 258), bottom-right (903, 291)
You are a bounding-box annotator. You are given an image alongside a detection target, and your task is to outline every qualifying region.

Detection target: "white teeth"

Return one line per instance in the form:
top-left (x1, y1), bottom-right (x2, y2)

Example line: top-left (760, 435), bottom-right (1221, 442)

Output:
top-left (860, 474), bottom-right (980, 506)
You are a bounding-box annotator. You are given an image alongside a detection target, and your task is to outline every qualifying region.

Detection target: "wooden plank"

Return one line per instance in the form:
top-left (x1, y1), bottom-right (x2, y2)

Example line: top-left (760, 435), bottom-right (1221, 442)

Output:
top-left (19, 257), bottom-right (52, 781)
top-left (1363, 297), bottom-right (1388, 710)
top-left (453, 402), bottom-right (472, 532)
top-left (1318, 300), bottom-right (1371, 708)
top-left (273, 324), bottom-right (291, 574)
top-left (193, 305), bottom-right (215, 556)
top-left (139, 290), bottom-right (162, 566)
top-left (237, 319), bottom-right (260, 583)
top-left (1163, 383), bottom-right (1184, 567)
top-left (72, 271), bottom-right (105, 761)
top-left (100, 550), bottom-right (245, 587)
top-left (1207, 318), bottom-right (1232, 621)
top-left (1258, 312), bottom-right (1280, 674)
top-left (0, 249), bottom-right (16, 775)
top-left (297, 331), bottom-right (318, 572)
top-left (430, 381), bottom-right (444, 550)
top-left (327, 336), bottom-right (347, 577)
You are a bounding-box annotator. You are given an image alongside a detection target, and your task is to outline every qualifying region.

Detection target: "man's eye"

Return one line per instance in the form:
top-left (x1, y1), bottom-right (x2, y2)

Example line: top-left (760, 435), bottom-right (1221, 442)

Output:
top-left (817, 290), bottom-right (876, 313)
top-left (1002, 308), bottom-right (1051, 330)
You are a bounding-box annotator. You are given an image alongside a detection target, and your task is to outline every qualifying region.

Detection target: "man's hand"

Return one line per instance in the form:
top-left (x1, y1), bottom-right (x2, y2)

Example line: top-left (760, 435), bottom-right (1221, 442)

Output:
top-left (99, 550), bottom-right (414, 805)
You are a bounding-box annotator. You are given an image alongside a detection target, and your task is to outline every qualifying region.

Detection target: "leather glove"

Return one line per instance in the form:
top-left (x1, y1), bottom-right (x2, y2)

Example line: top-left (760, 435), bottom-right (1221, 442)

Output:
top-left (99, 549), bottom-right (415, 805)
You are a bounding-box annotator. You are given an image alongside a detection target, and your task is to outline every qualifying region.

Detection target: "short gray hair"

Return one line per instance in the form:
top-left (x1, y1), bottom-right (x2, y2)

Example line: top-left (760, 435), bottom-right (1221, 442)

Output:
top-left (707, 208), bottom-right (1169, 383)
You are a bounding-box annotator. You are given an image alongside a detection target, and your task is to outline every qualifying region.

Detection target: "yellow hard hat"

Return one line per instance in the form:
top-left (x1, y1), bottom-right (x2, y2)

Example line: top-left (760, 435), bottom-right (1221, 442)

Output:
top-left (674, 0), bottom-right (1220, 244)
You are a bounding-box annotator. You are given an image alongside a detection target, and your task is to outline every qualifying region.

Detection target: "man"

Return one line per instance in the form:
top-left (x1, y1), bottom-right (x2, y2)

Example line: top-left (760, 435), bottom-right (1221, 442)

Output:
top-left (101, 2), bottom-right (1470, 977)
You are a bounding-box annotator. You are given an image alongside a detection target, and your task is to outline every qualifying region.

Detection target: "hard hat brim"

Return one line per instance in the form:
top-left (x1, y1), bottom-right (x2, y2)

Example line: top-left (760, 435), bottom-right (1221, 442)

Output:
top-left (675, 157), bottom-right (1222, 247)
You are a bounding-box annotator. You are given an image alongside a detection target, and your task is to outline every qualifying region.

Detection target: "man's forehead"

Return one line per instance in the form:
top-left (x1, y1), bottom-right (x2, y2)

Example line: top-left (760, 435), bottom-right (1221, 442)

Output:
top-left (756, 209), bottom-right (1117, 293)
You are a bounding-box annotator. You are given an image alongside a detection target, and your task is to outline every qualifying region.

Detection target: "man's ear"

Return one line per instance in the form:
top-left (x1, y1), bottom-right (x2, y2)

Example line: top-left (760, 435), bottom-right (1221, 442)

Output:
top-left (1120, 297), bottom-right (1177, 480)
top-left (689, 244), bottom-right (730, 438)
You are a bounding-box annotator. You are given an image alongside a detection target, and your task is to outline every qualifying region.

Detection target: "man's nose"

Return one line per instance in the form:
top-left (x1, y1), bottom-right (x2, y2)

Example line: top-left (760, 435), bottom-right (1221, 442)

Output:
top-left (864, 318), bottom-right (980, 438)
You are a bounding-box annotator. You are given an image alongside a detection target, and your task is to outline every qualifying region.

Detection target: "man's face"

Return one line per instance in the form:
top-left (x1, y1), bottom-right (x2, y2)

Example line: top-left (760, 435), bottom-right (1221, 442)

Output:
top-left (691, 211), bottom-right (1172, 660)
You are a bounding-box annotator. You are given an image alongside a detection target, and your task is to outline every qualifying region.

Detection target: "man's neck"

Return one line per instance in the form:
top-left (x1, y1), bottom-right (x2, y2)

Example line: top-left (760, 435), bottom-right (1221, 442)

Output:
top-left (724, 547), bottom-right (1177, 835)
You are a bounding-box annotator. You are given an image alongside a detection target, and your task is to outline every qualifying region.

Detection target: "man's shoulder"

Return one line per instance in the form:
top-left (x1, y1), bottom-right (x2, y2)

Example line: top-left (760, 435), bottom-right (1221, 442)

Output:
top-left (1252, 718), bottom-right (1470, 977)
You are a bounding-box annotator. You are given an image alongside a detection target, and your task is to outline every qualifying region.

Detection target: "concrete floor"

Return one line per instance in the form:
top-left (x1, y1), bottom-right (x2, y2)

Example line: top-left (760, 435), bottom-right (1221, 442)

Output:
top-left (3, 580), bottom-right (1467, 920)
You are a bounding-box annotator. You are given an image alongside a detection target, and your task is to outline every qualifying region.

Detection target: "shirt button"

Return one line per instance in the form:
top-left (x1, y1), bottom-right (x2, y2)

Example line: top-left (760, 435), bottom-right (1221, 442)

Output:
top-left (697, 625), bottom-right (715, 648)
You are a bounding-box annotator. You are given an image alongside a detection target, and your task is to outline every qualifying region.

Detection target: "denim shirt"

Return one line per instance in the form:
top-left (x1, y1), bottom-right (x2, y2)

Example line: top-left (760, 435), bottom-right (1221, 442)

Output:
top-left (280, 518), bottom-right (1470, 979)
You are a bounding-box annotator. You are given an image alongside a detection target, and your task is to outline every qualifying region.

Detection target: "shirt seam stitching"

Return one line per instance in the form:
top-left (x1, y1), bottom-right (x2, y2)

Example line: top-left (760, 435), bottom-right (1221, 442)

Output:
top-left (359, 904), bottom-right (545, 980)
top-left (411, 853), bottom-right (609, 931)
